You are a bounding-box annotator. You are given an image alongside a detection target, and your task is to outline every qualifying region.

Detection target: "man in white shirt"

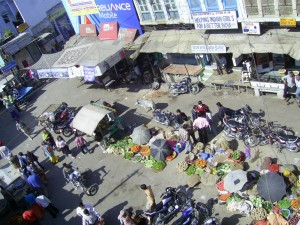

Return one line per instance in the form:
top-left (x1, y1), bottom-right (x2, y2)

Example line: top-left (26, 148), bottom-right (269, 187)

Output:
top-left (35, 195), bottom-right (59, 218)
top-left (81, 208), bottom-right (104, 225)
top-left (282, 72), bottom-right (296, 101)
top-left (295, 75), bottom-right (300, 107)
top-left (76, 201), bottom-right (99, 218)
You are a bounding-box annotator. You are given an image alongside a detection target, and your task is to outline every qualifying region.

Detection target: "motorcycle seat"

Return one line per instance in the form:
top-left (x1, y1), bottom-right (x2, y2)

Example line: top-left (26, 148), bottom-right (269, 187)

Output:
top-left (278, 135), bottom-right (299, 142)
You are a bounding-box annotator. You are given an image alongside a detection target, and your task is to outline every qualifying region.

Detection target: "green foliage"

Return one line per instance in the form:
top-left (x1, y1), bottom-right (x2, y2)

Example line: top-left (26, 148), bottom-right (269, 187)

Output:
top-left (152, 160), bottom-right (166, 172)
top-left (186, 164), bottom-right (196, 176)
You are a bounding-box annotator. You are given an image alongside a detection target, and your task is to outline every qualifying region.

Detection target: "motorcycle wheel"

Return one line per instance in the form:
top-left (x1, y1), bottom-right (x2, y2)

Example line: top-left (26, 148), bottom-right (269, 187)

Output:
top-left (53, 126), bottom-right (61, 134)
top-left (172, 92), bottom-right (179, 96)
top-left (190, 84), bottom-right (200, 95)
top-left (63, 127), bottom-right (73, 137)
top-left (243, 134), bottom-right (258, 147)
top-left (223, 126), bottom-right (232, 138)
top-left (286, 146), bottom-right (299, 153)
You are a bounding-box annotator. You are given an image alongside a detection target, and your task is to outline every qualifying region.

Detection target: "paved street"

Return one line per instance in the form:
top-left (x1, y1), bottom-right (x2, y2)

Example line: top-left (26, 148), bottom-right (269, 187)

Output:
top-left (1, 77), bottom-right (300, 225)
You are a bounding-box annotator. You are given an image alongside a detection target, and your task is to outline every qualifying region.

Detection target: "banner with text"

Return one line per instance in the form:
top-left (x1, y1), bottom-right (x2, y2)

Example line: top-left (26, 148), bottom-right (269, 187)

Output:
top-left (37, 68), bottom-right (69, 79)
top-left (83, 66), bottom-right (96, 82)
top-left (66, 0), bottom-right (99, 16)
top-left (242, 22), bottom-right (261, 35)
top-left (191, 45), bottom-right (226, 54)
top-left (193, 10), bottom-right (238, 30)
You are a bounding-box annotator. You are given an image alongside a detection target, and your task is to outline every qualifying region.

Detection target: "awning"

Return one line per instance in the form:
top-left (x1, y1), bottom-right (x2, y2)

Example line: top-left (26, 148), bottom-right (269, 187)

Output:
top-left (52, 39), bottom-right (126, 68)
top-left (1, 32), bottom-right (33, 55)
top-left (125, 32), bottom-right (151, 60)
top-left (140, 29), bottom-right (300, 60)
top-left (30, 51), bottom-right (64, 70)
top-left (162, 64), bottom-right (203, 76)
top-left (72, 104), bottom-right (111, 136)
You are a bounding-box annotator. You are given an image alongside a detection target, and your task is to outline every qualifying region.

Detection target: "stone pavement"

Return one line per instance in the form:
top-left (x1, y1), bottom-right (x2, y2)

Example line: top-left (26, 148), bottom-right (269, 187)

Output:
top-left (0, 78), bottom-right (299, 225)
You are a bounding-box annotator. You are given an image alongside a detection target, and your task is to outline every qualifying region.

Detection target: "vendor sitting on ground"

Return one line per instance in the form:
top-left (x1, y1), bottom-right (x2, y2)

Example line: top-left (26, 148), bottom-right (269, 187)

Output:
top-left (175, 109), bottom-right (188, 125)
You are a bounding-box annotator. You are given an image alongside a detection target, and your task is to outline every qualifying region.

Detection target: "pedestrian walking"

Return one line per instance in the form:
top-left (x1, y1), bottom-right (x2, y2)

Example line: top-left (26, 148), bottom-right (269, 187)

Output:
top-left (118, 210), bottom-right (137, 225)
top-left (179, 124), bottom-right (192, 154)
top-left (26, 151), bottom-right (44, 170)
top-left (193, 114), bottom-right (210, 145)
top-left (0, 141), bottom-right (12, 161)
top-left (35, 195), bottom-right (59, 218)
top-left (191, 105), bottom-right (198, 121)
top-left (81, 208), bottom-right (104, 225)
top-left (282, 71), bottom-right (296, 102)
top-left (140, 184), bottom-right (156, 211)
top-left (295, 75), bottom-right (300, 107)
top-left (75, 132), bottom-right (89, 154)
top-left (205, 108), bottom-right (216, 135)
top-left (26, 171), bottom-right (48, 197)
top-left (56, 136), bottom-right (75, 159)
top-left (41, 129), bottom-right (56, 149)
top-left (41, 141), bottom-right (58, 164)
top-left (18, 152), bottom-right (28, 168)
top-left (76, 201), bottom-right (99, 218)
top-left (183, 117), bottom-right (197, 144)
top-left (16, 120), bottom-right (33, 140)
top-left (197, 101), bottom-right (209, 117)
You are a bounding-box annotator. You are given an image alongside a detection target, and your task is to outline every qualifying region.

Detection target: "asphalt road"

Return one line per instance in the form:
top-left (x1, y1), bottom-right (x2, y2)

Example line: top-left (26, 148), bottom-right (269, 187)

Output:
top-left (0, 77), bottom-right (299, 225)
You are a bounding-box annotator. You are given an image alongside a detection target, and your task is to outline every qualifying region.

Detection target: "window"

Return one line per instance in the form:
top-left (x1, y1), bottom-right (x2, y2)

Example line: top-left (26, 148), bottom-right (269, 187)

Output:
top-left (205, 0), bottom-right (219, 11)
top-left (2, 14), bottom-right (9, 23)
top-left (262, 0), bottom-right (275, 15)
top-left (245, 0), bottom-right (259, 15)
top-left (165, 0), bottom-right (179, 19)
top-left (137, 0), bottom-right (152, 21)
top-left (279, 0), bottom-right (292, 15)
top-left (223, 0), bottom-right (237, 10)
top-left (188, 0), bottom-right (202, 12)
top-left (151, 0), bottom-right (165, 20)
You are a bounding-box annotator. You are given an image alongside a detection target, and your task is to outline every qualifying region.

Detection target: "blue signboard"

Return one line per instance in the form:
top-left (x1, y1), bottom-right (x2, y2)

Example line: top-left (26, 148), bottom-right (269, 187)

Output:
top-left (1, 61), bottom-right (17, 73)
top-left (61, 0), bottom-right (142, 34)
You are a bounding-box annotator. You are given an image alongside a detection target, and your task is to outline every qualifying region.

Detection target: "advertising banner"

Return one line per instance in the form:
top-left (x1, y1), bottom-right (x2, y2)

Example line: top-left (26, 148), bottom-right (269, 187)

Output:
top-left (83, 66), bottom-right (95, 82)
top-left (280, 18), bottom-right (296, 27)
top-left (99, 21), bottom-right (118, 40)
top-left (191, 45), bottom-right (226, 53)
top-left (66, 0), bottom-right (99, 16)
top-left (242, 22), bottom-right (261, 35)
top-left (93, 0), bottom-right (142, 34)
top-left (193, 10), bottom-right (238, 30)
top-left (80, 24), bottom-right (97, 36)
top-left (37, 68), bottom-right (69, 79)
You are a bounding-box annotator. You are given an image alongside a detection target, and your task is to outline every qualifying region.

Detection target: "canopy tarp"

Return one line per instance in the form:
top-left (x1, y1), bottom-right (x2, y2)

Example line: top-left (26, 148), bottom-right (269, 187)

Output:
top-left (140, 29), bottom-right (300, 60)
top-left (52, 39), bottom-right (126, 68)
top-left (72, 104), bottom-right (111, 136)
top-left (30, 51), bottom-right (64, 70)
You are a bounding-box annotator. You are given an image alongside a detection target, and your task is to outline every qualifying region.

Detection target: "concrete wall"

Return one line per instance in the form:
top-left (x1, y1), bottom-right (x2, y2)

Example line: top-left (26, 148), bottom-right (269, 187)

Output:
top-left (0, 0), bottom-right (19, 37)
top-left (13, 0), bottom-right (61, 27)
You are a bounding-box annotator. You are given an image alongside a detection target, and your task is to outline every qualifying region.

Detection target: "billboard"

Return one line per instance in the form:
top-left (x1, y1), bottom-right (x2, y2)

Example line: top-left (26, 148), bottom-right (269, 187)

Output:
top-left (61, 0), bottom-right (142, 34)
top-left (66, 0), bottom-right (99, 16)
top-left (193, 11), bottom-right (238, 30)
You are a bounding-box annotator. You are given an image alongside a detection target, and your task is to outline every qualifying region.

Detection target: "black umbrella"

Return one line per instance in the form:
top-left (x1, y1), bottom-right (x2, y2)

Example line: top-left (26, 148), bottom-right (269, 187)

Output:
top-left (257, 172), bottom-right (286, 202)
top-left (150, 139), bottom-right (171, 160)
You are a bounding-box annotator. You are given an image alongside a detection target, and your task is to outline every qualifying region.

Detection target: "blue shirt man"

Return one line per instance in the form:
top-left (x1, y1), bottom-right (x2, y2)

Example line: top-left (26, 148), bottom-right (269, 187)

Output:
top-left (27, 172), bottom-right (43, 188)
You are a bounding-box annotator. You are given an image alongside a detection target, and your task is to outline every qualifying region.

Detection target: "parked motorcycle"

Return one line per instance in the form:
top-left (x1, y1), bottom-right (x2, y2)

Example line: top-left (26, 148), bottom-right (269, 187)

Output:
top-left (168, 77), bottom-right (201, 96)
top-left (223, 118), bottom-right (258, 147)
top-left (145, 187), bottom-right (187, 225)
top-left (226, 105), bottom-right (265, 129)
top-left (52, 110), bottom-right (75, 137)
top-left (153, 110), bottom-right (181, 129)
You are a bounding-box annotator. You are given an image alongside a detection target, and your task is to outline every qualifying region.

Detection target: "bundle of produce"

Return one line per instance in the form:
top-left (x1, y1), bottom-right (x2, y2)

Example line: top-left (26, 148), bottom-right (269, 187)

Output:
top-left (250, 207), bottom-right (268, 221)
top-left (177, 161), bottom-right (188, 172)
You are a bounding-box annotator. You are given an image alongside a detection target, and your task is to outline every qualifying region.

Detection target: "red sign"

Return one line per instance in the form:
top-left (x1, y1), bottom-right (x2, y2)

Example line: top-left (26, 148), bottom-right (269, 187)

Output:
top-left (99, 21), bottom-right (118, 40)
top-left (79, 24), bottom-right (97, 37)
